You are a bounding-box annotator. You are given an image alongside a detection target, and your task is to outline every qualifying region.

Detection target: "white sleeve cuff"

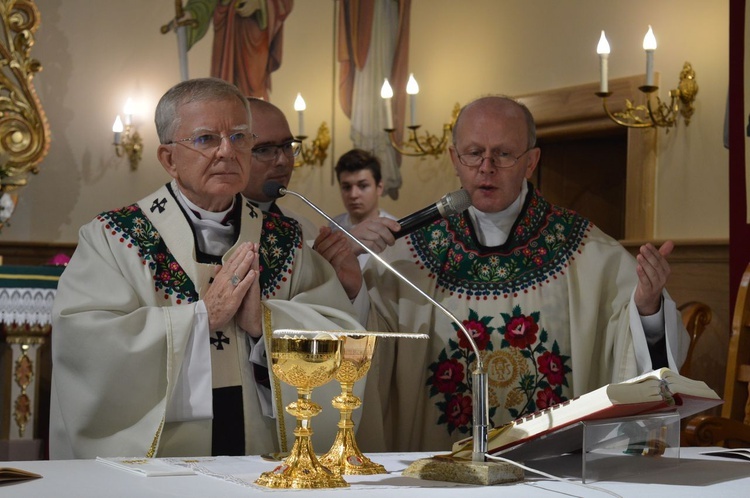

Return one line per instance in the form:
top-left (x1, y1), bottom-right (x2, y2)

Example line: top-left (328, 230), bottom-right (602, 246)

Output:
top-left (165, 300), bottom-right (213, 422)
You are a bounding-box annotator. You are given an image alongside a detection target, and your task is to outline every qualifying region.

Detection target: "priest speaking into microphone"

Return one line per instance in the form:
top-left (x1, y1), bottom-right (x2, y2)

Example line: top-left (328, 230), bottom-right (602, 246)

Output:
top-left (315, 95), bottom-right (691, 454)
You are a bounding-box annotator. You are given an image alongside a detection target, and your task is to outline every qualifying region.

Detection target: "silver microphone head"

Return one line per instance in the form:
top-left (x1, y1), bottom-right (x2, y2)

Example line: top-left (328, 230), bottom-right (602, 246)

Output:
top-left (436, 189), bottom-right (472, 218)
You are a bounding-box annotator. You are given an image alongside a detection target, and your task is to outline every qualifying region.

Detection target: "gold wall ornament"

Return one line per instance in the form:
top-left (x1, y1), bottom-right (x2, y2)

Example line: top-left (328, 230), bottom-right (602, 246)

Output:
top-left (596, 61), bottom-right (698, 131)
top-left (113, 121), bottom-right (143, 170)
top-left (12, 350), bottom-right (32, 437)
top-left (0, 0), bottom-right (50, 225)
top-left (294, 122), bottom-right (331, 167)
top-left (385, 103), bottom-right (460, 157)
top-left (112, 100), bottom-right (143, 170)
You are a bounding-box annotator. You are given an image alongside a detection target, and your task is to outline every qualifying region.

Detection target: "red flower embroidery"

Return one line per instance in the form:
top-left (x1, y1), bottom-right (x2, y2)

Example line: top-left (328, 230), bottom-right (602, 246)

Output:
top-left (433, 359), bottom-right (464, 393)
top-left (458, 320), bottom-right (490, 350)
top-left (533, 256), bottom-right (543, 266)
top-left (446, 394), bottom-right (472, 428)
top-left (504, 315), bottom-right (539, 348)
top-left (160, 271), bottom-right (171, 282)
top-left (537, 351), bottom-right (565, 385)
top-left (169, 262), bottom-right (180, 271)
top-left (536, 387), bottom-right (562, 409)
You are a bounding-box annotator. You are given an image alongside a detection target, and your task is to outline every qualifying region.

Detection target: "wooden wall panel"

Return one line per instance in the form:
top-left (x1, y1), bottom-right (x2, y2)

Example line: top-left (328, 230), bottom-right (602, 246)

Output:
top-left (0, 242), bottom-right (76, 267)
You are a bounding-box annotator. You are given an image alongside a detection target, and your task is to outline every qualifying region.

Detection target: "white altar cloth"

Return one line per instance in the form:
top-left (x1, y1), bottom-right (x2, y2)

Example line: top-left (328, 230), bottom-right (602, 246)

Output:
top-left (1, 448), bottom-right (748, 497)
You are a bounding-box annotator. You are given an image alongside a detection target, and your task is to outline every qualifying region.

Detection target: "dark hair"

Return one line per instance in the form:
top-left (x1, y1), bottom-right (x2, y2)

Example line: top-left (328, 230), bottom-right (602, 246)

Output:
top-left (155, 78), bottom-right (249, 144)
top-left (334, 149), bottom-right (382, 184)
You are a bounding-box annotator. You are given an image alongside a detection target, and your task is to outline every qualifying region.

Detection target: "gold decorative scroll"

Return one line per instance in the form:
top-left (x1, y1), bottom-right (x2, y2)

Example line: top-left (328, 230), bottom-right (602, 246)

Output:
top-left (0, 0), bottom-right (49, 193)
top-left (13, 349), bottom-right (33, 437)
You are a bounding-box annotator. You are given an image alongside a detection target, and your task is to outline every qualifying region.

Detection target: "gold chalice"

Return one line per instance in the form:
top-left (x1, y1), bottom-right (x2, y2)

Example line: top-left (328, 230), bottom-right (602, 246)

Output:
top-left (255, 332), bottom-right (348, 489)
top-left (319, 333), bottom-right (386, 475)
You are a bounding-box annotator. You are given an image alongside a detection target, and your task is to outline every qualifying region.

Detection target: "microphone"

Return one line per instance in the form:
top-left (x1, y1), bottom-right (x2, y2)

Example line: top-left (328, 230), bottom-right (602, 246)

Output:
top-left (262, 180), bottom-right (489, 463)
top-left (392, 189), bottom-right (472, 239)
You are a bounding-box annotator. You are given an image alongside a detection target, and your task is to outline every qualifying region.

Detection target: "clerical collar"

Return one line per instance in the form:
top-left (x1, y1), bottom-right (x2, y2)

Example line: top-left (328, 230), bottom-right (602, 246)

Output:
top-left (173, 185), bottom-right (236, 257)
top-left (246, 198), bottom-right (282, 215)
top-left (468, 181), bottom-right (528, 247)
top-left (179, 192), bottom-right (235, 225)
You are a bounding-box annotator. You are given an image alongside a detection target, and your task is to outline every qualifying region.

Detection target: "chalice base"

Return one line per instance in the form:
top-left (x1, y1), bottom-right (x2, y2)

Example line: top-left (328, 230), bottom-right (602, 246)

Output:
top-left (319, 427), bottom-right (387, 475)
top-left (403, 455), bottom-right (523, 486)
top-left (255, 435), bottom-right (349, 489)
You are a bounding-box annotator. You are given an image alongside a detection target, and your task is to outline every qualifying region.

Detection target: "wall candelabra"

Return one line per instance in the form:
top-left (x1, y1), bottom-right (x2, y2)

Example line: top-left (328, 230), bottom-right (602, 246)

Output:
top-left (384, 103), bottom-right (460, 158)
top-left (595, 28), bottom-right (698, 130)
top-left (596, 62), bottom-right (698, 130)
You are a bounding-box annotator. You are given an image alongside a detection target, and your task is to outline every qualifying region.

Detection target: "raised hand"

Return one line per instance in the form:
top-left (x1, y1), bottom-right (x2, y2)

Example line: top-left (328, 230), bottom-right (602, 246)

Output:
top-left (634, 241), bottom-right (675, 316)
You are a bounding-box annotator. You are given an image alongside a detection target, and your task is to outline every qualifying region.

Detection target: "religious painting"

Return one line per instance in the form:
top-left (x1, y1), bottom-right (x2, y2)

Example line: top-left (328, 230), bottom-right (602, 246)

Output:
top-left (164, 0), bottom-right (294, 100)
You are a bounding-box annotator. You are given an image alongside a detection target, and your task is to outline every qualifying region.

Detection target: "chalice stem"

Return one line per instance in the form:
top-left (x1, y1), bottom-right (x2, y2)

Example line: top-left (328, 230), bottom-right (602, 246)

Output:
top-left (319, 381), bottom-right (386, 475)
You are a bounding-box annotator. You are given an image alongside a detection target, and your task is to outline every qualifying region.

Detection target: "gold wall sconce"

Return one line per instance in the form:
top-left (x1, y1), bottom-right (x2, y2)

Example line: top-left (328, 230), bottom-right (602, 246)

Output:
top-left (292, 93), bottom-right (330, 167)
top-left (381, 76), bottom-right (459, 157)
top-left (112, 98), bottom-right (143, 170)
top-left (595, 27), bottom-right (698, 130)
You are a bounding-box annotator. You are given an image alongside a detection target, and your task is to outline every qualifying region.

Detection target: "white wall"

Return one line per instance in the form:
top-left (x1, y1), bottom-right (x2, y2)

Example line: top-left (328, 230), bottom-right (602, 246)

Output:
top-left (1, 0), bottom-right (728, 243)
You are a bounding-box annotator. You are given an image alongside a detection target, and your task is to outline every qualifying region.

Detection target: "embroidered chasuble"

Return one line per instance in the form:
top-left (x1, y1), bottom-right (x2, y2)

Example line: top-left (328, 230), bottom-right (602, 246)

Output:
top-left (50, 182), bottom-right (364, 459)
top-left (360, 186), bottom-right (689, 452)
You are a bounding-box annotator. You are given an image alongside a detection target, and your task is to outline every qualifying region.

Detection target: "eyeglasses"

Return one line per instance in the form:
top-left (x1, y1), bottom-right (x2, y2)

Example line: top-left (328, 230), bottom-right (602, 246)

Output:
top-left (455, 146), bottom-right (535, 169)
top-left (166, 132), bottom-right (256, 151)
top-left (251, 141), bottom-right (302, 162)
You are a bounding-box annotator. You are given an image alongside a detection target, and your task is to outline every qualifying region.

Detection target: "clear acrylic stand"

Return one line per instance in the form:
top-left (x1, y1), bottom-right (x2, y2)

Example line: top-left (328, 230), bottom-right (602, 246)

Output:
top-left (499, 412), bottom-right (681, 483)
top-left (580, 412), bottom-right (680, 483)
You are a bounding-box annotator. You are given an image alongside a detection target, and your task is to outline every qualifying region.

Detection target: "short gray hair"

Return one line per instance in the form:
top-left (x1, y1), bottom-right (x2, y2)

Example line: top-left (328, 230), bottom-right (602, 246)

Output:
top-left (452, 95), bottom-right (537, 149)
top-left (154, 78), bottom-right (250, 144)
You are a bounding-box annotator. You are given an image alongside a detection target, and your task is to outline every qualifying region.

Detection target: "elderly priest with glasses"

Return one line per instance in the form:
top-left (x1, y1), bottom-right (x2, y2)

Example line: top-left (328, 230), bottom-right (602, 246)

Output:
top-left (49, 78), bottom-right (364, 459)
top-left (359, 95), bottom-right (690, 453)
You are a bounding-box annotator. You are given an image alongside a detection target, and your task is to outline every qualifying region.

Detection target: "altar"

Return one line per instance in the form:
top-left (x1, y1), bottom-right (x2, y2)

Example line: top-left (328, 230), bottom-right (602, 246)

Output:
top-left (0, 265), bottom-right (65, 460)
top-left (0, 448), bottom-right (749, 497)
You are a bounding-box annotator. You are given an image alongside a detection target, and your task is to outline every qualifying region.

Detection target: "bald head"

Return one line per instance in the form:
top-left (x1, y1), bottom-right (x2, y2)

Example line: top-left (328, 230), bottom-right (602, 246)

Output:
top-left (243, 98), bottom-right (296, 202)
top-left (452, 96), bottom-right (537, 150)
top-left (248, 98), bottom-right (284, 118)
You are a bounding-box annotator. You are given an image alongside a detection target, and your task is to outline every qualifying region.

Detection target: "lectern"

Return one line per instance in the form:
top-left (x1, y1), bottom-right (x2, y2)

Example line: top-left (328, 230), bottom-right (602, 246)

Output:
top-left (0, 265), bottom-right (64, 460)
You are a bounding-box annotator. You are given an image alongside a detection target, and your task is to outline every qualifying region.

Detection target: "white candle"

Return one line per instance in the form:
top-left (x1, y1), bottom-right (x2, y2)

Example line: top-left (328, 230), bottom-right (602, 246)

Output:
top-left (380, 79), bottom-right (394, 129)
top-left (406, 74), bottom-right (419, 126)
top-left (596, 31), bottom-right (610, 93)
top-left (123, 98), bottom-right (135, 126)
top-left (293, 93), bottom-right (306, 136)
top-left (112, 115), bottom-right (123, 145)
top-left (643, 25), bottom-right (657, 86)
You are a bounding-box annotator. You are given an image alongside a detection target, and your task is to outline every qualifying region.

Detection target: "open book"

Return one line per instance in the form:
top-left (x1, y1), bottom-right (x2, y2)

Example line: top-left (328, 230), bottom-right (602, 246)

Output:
top-left (452, 368), bottom-right (722, 459)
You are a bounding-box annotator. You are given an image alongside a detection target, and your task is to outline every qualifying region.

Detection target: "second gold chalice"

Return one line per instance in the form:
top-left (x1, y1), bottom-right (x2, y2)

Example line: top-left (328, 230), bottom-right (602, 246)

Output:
top-left (319, 333), bottom-right (387, 475)
top-left (255, 332), bottom-right (348, 489)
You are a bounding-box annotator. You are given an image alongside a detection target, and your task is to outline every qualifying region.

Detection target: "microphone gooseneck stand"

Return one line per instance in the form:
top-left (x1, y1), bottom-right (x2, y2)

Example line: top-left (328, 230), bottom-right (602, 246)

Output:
top-left (269, 183), bottom-right (488, 463)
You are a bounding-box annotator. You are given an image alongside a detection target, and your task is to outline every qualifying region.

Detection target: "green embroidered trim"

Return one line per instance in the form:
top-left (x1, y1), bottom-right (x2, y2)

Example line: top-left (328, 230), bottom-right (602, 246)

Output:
top-left (98, 206), bottom-right (197, 304)
top-left (409, 188), bottom-right (591, 298)
top-left (259, 212), bottom-right (302, 299)
top-left (98, 207), bottom-right (302, 303)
